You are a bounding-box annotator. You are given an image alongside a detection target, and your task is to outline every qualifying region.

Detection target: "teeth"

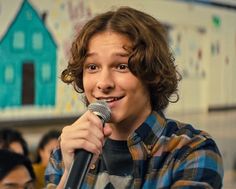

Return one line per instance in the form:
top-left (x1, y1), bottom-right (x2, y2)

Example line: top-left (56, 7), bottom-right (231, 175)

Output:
top-left (98, 97), bottom-right (121, 102)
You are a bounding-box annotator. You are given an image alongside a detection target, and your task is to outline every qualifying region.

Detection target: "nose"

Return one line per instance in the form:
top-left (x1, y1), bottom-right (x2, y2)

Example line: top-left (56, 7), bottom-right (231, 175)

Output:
top-left (96, 69), bottom-right (115, 92)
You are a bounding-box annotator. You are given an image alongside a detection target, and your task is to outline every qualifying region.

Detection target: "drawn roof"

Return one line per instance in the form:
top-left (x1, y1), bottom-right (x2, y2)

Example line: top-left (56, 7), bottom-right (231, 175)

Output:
top-left (0, 0), bottom-right (57, 47)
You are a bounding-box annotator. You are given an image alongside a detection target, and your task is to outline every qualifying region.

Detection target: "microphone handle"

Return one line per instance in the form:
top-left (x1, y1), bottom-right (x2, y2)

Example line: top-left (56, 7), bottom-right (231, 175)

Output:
top-left (64, 150), bottom-right (93, 189)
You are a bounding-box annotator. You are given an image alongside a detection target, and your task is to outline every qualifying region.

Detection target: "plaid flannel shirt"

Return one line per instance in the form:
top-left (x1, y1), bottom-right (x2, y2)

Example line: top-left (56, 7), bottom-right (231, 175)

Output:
top-left (45, 111), bottom-right (223, 189)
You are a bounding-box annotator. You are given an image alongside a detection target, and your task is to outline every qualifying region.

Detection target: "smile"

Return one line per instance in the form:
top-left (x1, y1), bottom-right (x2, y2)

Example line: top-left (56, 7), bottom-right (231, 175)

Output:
top-left (97, 96), bottom-right (123, 103)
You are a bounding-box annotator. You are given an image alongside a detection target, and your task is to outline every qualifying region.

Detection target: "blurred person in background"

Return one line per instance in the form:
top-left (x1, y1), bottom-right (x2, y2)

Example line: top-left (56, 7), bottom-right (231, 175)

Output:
top-left (0, 149), bottom-right (35, 189)
top-left (33, 130), bottom-right (60, 189)
top-left (0, 127), bottom-right (29, 156)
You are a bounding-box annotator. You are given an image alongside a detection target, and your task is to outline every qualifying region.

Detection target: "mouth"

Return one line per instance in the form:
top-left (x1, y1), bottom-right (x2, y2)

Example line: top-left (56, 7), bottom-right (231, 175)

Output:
top-left (96, 96), bottom-right (124, 103)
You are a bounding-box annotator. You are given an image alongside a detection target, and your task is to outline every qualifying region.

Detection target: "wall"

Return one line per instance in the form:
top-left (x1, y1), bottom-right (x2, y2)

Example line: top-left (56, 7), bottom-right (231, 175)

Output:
top-left (0, 0), bottom-right (236, 121)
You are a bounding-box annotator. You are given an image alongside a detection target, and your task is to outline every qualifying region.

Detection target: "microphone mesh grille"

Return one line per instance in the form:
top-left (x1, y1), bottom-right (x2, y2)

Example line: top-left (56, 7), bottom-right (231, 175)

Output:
top-left (88, 100), bottom-right (111, 122)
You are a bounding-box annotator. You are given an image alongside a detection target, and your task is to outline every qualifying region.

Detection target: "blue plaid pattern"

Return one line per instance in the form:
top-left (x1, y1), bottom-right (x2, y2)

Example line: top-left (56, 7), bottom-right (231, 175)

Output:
top-left (45, 111), bottom-right (223, 188)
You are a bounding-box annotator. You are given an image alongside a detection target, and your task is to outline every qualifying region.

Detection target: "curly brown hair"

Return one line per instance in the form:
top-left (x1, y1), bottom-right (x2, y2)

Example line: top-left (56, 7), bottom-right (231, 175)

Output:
top-left (61, 6), bottom-right (181, 111)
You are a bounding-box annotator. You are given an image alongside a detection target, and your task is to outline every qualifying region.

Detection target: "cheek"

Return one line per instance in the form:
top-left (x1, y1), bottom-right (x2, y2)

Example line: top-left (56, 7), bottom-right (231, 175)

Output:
top-left (83, 77), bottom-right (93, 95)
top-left (123, 76), bottom-right (144, 93)
top-left (128, 80), bottom-right (150, 104)
top-left (116, 73), bottom-right (138, 89)
top-left (83, 73), bottom-right (94, 88)
top-left (40, 149), bottom-right (51, 162)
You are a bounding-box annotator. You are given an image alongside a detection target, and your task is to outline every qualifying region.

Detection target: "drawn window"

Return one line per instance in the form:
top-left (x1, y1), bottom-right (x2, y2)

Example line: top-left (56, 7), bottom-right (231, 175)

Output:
top-left (4, 65), bottom-right (14, 83)
top-left (13, 31), bottom-right (25, 49)
top-left (41, 63), bottom-right (51, 82)
top-left (32, 32), bottom-right (43, 50)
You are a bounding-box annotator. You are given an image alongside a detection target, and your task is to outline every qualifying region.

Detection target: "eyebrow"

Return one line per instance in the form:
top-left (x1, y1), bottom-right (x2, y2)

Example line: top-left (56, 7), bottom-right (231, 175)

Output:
top-left (25, 179), bottom-right (34, 184)
top-left (86, 52), bottom-right (130, 58)
top-left (114, 52), bottom-right (130, 57)
top-left (4, 179), bottom-right (34, 186)
top-left (3, 183), bottom-right (19, 187)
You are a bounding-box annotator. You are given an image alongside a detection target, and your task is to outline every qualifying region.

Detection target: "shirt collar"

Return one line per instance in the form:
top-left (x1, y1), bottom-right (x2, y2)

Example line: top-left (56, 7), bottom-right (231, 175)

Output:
top-left (127, 111), bottom-right (166, 150)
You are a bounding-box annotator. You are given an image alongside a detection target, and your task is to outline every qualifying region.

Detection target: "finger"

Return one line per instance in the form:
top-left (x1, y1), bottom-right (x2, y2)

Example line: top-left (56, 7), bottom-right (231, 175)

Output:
top-left (60, 125), bottom-right (104, 154)
top-left (61, 137), bottom-right (102, 155)
top-left (72, 110), bottom-right (104, 130)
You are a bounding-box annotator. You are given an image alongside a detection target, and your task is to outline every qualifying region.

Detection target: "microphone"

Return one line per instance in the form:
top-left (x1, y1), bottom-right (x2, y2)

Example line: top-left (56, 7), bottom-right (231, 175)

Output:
top-left (64, 100), bottom-right (111, 189)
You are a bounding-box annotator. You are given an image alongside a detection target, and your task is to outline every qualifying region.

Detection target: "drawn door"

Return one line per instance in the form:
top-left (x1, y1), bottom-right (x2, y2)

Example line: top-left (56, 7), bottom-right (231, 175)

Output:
top-left (22, 62), bottom-right (35, 105)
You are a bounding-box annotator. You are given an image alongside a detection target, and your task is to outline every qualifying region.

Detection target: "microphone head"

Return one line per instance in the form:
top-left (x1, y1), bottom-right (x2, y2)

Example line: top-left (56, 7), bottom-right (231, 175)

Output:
top-left (88, 100), bottom-right (111, 122)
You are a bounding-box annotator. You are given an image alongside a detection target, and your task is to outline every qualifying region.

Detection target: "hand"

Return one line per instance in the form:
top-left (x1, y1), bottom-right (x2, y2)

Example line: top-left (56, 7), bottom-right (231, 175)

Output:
top-left (59, 110), bottom-right (112, 173)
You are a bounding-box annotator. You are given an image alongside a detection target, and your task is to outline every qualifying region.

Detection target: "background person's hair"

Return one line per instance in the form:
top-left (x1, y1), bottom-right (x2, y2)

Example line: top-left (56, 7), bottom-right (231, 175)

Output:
top-left (0, 128), bottom-right (29, 156)
top-left (34, 130), bottom-right (61, 163)
top-left (61, 6), bottom-right (181, 111)
top-left (0, 149), bottom-right (35, 181)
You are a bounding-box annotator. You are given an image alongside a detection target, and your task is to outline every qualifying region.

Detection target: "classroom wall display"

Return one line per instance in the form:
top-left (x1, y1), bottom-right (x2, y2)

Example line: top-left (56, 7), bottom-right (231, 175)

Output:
top-left (0, 0), bottom-right (91, 122)
top-left (0, 0), bottom-right (57, 108)
top-left (0, 0), bottom-right (235, 124)
top-left (166, 24), bottom-right (209, 114)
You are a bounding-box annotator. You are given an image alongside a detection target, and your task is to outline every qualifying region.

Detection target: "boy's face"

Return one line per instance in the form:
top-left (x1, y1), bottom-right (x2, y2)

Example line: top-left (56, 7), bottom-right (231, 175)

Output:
top-left (83, 31), bottom-right (151, 133)
top-left (0, 165), bottom-right (34, 189)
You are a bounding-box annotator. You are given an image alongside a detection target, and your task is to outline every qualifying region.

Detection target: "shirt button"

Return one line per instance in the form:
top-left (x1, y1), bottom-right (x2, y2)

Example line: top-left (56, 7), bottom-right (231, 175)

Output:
top-left (147, 145), bottom-right (152, 150)
top-left (90, 164), bottom-right (96, 170)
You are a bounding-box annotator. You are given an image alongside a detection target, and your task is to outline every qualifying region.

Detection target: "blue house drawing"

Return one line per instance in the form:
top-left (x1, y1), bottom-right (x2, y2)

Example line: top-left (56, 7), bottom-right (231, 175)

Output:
top-left (0, 0), bottom-right (57, 108)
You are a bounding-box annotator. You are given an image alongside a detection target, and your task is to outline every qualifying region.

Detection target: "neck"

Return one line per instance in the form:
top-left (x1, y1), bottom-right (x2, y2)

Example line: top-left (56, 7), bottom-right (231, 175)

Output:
top-left (109, 109), bottom-right (152, 140)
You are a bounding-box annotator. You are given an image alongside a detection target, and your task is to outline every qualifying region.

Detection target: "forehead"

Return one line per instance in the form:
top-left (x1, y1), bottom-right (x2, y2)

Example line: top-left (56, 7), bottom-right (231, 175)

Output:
top-left (43, 139), bottom-right (59, 150)
top-left (0, 165), bottom-right (32, 186)
top-left (9, 142), bottom-right (24, 155)
top-left (87, 31), bottom-right (132, 52)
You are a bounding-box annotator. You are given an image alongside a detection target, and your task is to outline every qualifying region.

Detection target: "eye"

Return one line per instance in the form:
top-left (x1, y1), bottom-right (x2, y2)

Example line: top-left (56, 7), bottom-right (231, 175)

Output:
top-left (116, 64), bottom-right (129, 71)
top-left (84, 64), bottom-right (98, 72)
